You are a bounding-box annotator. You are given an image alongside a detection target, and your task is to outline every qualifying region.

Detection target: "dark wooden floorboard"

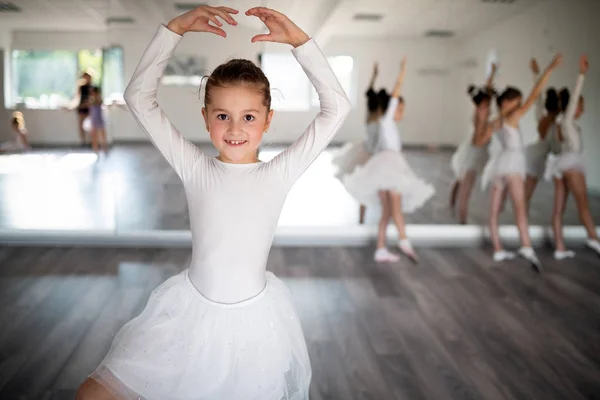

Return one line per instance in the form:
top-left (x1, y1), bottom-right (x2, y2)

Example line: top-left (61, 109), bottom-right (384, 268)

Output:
top-left (0, 246), bottom-right (599, 399)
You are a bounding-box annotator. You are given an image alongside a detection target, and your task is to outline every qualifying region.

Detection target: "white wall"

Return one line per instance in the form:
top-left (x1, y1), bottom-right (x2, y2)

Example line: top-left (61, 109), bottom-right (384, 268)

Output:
top-left (454, 0), bottom-right (600, 189)
top-left (0, 21), bottom-right (459, 146)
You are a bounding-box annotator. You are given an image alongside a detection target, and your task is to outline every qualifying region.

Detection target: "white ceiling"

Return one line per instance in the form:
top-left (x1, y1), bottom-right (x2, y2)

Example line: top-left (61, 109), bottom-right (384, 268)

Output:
top-left (0, 0), bottom-right (548, 39)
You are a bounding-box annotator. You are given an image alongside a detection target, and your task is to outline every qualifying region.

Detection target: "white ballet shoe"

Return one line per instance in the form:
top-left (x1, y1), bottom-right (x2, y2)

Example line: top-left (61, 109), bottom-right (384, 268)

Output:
top-left (398, 239), bottom-right (419, 264)
top-left (586, 239), bottom-right (600, 257)
top-left (374, 248), bottom-right (400, 263)
top-left (492, 250), bottom-right (516, 262)
top-left (554, 250), bottom-right (576, 260)
top-left (518, 247), bottom-right (543, 273)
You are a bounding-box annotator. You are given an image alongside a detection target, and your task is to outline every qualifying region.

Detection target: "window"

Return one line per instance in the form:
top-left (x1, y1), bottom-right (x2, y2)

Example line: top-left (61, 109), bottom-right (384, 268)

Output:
top-left (261, 53), bottom-right (354, 111)
top-left (311, 56), bottom-right (353, 107)
top-left (10, 48), bottom-right (124, 109)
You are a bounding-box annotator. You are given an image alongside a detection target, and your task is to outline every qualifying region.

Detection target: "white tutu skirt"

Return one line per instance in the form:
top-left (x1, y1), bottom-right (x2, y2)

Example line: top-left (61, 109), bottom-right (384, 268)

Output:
top-left (544, 152), bottom-right (585, 181)
top-left (91, 270), bottom-right (311, 400)
top-left (451, 142), bottom-right (489, 179)
top-left (525, 141), bottom-right (551, 178)
top-left (331, 141), bottom-right (371, 179)
top-left (341, 150), bottom-right (435, 213)
top-left (481, 149), bottom-right (526, 190)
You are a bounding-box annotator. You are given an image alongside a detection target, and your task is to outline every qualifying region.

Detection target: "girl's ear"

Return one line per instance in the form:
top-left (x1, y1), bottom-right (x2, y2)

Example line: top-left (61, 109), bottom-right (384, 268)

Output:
top-left (263, 109), bottom-right (274, 133)
top-left (202, 107), bottom-right (210, 132)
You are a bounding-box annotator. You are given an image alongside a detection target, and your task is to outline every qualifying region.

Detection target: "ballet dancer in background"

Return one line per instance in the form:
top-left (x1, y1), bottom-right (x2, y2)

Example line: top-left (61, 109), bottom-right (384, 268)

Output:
top-left (547, 54), bottom-right (600, 259)
top-left (450, 63), bottom-right (497, 224)
top-left (89, 86), bottom-right (108, 153)
top-left (331, 62), bottom-right (380, 224)
top-left (1, 112), bottom-right (31, 153)
top-left (481, 54), bottom-right (562, 271)
top-left (77, 5), bottom-right (350, 399)
top-left (342, 58), bottom-right (434, 263)
top-left (524, 58), bottom-right (561, 208)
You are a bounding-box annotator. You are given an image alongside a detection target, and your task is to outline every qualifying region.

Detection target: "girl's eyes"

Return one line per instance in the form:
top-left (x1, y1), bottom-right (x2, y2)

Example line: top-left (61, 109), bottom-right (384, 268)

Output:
top-left (216, 114), bottom-right (255, 122)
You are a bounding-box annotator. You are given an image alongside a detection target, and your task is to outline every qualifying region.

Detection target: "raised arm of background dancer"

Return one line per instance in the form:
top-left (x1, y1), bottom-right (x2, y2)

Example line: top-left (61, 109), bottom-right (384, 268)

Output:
top-left (564, 55), bottom-right (587, 123)
top-left (486, 63), bottom-right (497, 89)
top-left (509, 54), bottom-right (562, 123)
top-left (391, 57), bottom-right (407, 98)
top-left (529, 58), bottom-right (544, 121)
top-left (367, 62), bottom-right (378, 93)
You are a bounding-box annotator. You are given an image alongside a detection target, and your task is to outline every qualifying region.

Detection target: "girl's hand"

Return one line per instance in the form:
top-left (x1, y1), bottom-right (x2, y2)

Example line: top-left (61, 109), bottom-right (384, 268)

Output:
top-left (373, 63), bottom-right (379, 77)
top-left (530, 58), bottom-right (540, 74)
top-left (246, 7), bottom-right (309, 47)
top-left (400, 56), bottom-right (407, 71)
top-left (579, 54), bottom-right (589, 74)
top-left (547, 53), bottom-right (563, 71)
top-left (167, 5), bottom-right (238, 37)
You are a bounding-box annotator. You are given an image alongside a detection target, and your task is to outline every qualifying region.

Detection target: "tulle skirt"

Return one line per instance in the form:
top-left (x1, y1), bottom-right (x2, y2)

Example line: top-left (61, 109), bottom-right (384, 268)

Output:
top-left (331, 141), bottom-right (371, 179)
top-left (91, 270), bottom-right (311, 400)
top-left (525, 141), bottom-right (551, 178)
top-left (544, 151), bottom-right (586, 181)
top-left (341, 150), bottom-right (435, 213)
top-left (451, 141), bottom-right (489, 179)
top-left (481, 149), bottom-right (526, 190)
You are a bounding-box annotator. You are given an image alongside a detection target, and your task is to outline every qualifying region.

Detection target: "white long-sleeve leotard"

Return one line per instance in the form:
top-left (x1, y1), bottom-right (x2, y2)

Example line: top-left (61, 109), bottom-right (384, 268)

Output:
top-left (376, 97), bottom-right (401, 152)
top-left (125, 25), bottom-right (351, 304)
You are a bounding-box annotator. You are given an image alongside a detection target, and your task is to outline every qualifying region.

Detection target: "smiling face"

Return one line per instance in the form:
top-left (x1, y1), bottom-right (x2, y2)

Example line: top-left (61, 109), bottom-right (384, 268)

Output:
top-left (202, 84), bottom-right (273, 164)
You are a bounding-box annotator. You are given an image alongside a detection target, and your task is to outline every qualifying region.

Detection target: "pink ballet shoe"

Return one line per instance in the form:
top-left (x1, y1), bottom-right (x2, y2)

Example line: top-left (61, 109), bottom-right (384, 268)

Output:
top-left (398, 239), bottom-right (419, 264)
top-left (374, 248), bottom-right (400, 263)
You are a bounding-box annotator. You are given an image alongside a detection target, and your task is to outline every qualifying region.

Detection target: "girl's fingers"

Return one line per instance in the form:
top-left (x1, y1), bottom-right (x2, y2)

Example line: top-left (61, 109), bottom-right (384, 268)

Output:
top-left (217, 6), bottom-right (239, 14)
top-left (246, 7), bottom-right (280, 18)
top-left (212, 8), bottom-right (237, 25)
top-left (204, 24), bottom-right (227, 38)
top-left (207, 14), bottom-right (222, 27)
top-left (251, 33), bottom-right (273, 43)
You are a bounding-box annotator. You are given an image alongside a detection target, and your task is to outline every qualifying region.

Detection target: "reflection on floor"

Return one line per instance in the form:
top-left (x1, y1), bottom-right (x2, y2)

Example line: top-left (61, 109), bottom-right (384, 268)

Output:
top-left (0, 144), bottom-right (598, 231)
top-left (1, 245), bottom-right (599, 399)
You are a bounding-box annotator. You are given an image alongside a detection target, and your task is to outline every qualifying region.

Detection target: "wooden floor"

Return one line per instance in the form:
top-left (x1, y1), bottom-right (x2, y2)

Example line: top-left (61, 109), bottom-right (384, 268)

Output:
top-left (1, 144), bottom-right (598, 231)
top-left (0, 245), bottom-right (599, 399)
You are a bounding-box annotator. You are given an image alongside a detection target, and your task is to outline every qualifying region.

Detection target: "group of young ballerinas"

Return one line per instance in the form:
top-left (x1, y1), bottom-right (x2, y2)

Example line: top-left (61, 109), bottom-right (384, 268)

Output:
top-left (448, 54), bottom-right (599, 268)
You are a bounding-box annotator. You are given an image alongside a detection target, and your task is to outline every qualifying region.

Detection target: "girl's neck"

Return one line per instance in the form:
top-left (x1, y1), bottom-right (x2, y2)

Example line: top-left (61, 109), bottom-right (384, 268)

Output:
top-left (216, 154), bottom-right (260, 164)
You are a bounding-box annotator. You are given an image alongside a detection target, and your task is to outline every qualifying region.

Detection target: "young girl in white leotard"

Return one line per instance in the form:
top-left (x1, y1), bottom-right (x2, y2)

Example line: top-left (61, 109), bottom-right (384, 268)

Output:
top-left (481, 54), bottom-right (562, 272)
top-left (76, 6), bottom-right (350, 400)
top-left (449, 64), bottom-right (497, 224)
top-left (524, 58), bottom-right (561, 208)
top-left (342, 58), bottom-right (434, 263)
top-left (547, 54), bottom-right (600, 259)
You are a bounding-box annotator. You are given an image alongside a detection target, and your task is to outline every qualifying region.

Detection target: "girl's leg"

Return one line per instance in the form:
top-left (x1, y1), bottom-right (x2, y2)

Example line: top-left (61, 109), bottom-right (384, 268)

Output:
top-left (564, 170), bottom-right (600, 255)
top-left (457, 170), bottom-right (476, 224)
top-left (449, 179), bottom-right (460, 210)
top-left (552, 177), bottom-right (574, 259)
top-left (78, 113), bottom-right (87, 145)
top-left (489, 183), bottom-right (506, 254)
top-left (76, 378), bottom-right (118, 400)
top-left (359, 204), bottom-right (366, 224)
top-left (98, 128), bottom-right (108, 151)
top-left (374, 190), bottom-right (399, 262)
top-left (525, 175), bottom-right (538, 211)
top-left (90, 127), bottom-right (98, 152)
top-left (505, 175), bottom-right (542, 271)
top-left (388, 190), bottom-right (418, 263)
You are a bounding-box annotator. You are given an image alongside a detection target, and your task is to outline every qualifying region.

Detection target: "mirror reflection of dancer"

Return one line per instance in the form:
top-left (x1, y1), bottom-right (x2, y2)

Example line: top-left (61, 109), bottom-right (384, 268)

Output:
top-left (481, 54), bottom-right (562, 271)
top-left (450, 64), bottom-right (497, 224)
top-left (89, 86), bottom-right (108, 153)
top-left (546, 55), bottom-right (600, 259)
top-left (1, 112), bottom-right (31, 153)
top-left (524, 58), bottom-right (561, 208)
top-left (331, 63), bottom-right (380, 224)
top-left (65, 72), bottom-right (92, 146)
top-left (341, 58), bottom-right (434, 263)
top-left (76, 5), bottom-right (351, 399)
